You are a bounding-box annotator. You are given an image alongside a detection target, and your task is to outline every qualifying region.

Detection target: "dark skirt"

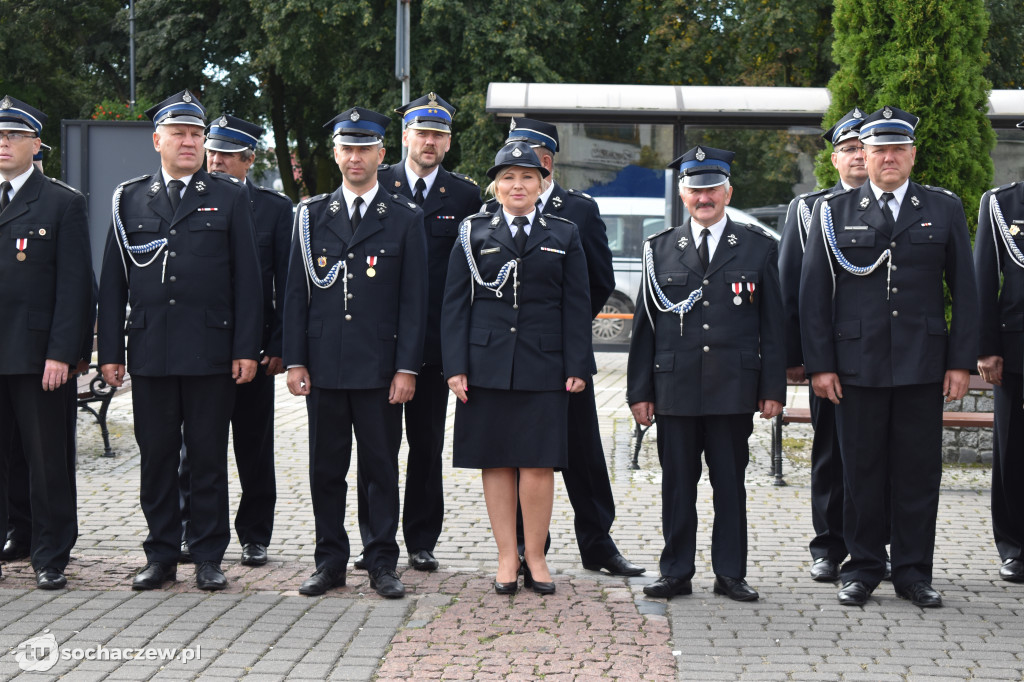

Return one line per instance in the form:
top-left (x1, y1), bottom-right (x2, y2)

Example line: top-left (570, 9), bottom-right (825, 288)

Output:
top-left (453, 386), bottom-right (568, 469)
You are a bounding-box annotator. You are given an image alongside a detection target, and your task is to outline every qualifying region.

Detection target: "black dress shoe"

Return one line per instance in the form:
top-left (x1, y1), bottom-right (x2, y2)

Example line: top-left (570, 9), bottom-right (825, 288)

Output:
top-left (240, 543), bottom-right (268, 566)
top-left (353, 553), bottom-right (367, 570)
top-left (810, 557), bottom-right (839, 582)
top-left (896, 581), bottom-right (942, 607)
top-left (299, 566), bottom-right (346, 596)
top-left (999, 558), bottom-right (1024, 582)
top-left (837, 580), bottom-right (872, 606)
top-left (369, 567), bottom-right (405, 598)
top-left (178, 539), bottom-right (193, 564)
top-left (494, 578), bottom-right (519, 595)
top-left (642, 576), bottom-right (692, 598)
top-left (408, 549), bottom-right (439, 572)
top-left (521, 560), bottom-right (555, 595)
top-left (195, 561), bottom-right (227, 591)
top-left (583, 553), bottom-right (646, 577)
top-left (36, 567), bottom-right (67, 590)
top-left (132, 563), bottom-right (177, 590)
top-left (713, 575), bottom-right (759, 601)
top-left (0, 538), bottom-right (30, 561)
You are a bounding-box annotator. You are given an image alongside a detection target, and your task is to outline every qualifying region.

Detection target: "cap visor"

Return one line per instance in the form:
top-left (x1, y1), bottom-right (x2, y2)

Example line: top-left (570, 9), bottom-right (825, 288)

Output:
top-left (406, 121), bottom-right (451, 133)
top-left (204, 139), bottom-right (250, 153)
top-left (333, 133), bottom-right (381, 146)
top-left (486, 163), bottom-right (550, 180)
top-left (157, 116), bottom-right (206, 128)
top-left (681, 172), bottom-right (728, 188)
top-left (0, 121), bottom-right (38, 133)
top-left (862, 134), bottom-right (914, 146)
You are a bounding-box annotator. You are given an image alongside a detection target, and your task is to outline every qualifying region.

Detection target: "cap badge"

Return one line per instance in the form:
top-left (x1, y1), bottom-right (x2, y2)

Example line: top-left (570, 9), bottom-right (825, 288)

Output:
top-left (511, 147), bottom-right (523, 158)
top-left (182, 92), bottom-right (192, 103)
top-left (428, 92), bottom-right (438, 106)
top-left (910, 195), bottom-right (920, 207)
top-left (509, 118), bottom-right (517, 131)
top-left (552, 196), bottom-right (563, 209)
top-left (329, 200), bottom-right (340, 214)
top-left (677, 235), bottom-right (689, 250)
top-left (853, 107), bottom-right (863, 118)
top-left (0, 96), bottom-right (11, 110)
top-left (695, 147), bottom-right (706, 161)
top-left (883, 106), bottom-right (893, 119)
top-left (195, 180), bottom-right (206, 192)
top-left (218, 116), bottom-right (228, 127)
top-left (377, 202), bottom-right (388, 215)
top-left (350, 111), bottom-right (360, 122)
top-left (859, 196), bottom-right (870, 209)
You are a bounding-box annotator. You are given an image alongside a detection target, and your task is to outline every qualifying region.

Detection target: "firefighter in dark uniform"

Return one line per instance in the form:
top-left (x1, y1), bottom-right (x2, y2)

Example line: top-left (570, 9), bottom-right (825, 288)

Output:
top-left (177, 114), bottom-right (292, 567)
top-left (975, 116), bottom-right (1024, 584)
top-left (98, 90), bottom-right (264, 592)
top-left (283, 107), bottom-right (427, 599)
top-left (779, 107), bottom-right (880, 583)
top-left (491, 117), bottom-right (644, 577)
top-left (359, 92), bottom-right (480, 573)
top-left (800, 107), bottom-right (979, 607)
top-left (628, 146), bottom-right (785, 601)
top-left (0, 95), bottom-right (92, 589)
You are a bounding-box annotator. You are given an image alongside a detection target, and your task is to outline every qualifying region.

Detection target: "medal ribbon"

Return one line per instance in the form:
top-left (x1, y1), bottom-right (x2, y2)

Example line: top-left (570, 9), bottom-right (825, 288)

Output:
top-left (731, 282), bottom-right (742, 296)
top-left (16, 238), bottom-right (27, 252)
top-left (366, 256), bottom-right (377, 268)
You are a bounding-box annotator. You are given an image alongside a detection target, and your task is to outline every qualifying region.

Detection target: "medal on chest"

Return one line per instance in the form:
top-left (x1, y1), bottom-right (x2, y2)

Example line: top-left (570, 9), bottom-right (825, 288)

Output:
top-left (366, 256), bottom-right (377, 277)
top-left (731, 282), bottom-right (742, 305)
top-left (16, 238), bottom-right (27, 262)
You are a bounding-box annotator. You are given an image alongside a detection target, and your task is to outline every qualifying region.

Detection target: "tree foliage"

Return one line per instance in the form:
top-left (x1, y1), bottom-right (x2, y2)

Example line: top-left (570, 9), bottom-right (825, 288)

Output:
top-left (819, 0), bottom-right (995, 231)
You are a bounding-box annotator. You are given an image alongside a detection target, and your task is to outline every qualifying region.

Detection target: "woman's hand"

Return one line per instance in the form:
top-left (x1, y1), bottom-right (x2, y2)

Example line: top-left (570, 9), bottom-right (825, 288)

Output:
top-left (447, 374), bottom-right (469, 403)
top-left (565, 376), bottom-right (586, 393)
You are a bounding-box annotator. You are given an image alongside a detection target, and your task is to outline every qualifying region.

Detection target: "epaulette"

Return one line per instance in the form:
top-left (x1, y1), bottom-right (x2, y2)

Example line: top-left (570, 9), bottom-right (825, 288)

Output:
top-left (567, 188), bottom-right (596, 203)
top-left (209, 171), bottom-right (241, 184)
top-left (300, 193), bottom-right (329, 206)
top-left (646, 225), bottom-right (675, 241)
top-left (256, 185), bottom-right (291, 201)
top-left (822, 186), bottom-right (854, 202)
top-left (463, 210), bottom-right (492, 221)
top-left (989, 181), bottom-right (1018, 195)
top-left (390, 193), bottom-right (421, 212)
top-left (742, 223), bottom-right (776, 240)
top-left (541, 213), bottom-right (574, 225)
top-left (450, 172), bottom-right (479, 187)
top-left (482, 198), bottom-right (499, 212)
top-left (377, 163), bottom-right (393, 172)
top-left (118, 174), bottom-right (151, 189)
top-left (922, 184), bottom-right (959, 199)
top-left (48, 177), bottom-right (83, 195)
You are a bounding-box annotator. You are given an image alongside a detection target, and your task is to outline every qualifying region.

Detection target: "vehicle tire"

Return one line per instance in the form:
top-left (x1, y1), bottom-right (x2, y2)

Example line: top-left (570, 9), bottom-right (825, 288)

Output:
top-left (592, 295), bottom-right (633, 344)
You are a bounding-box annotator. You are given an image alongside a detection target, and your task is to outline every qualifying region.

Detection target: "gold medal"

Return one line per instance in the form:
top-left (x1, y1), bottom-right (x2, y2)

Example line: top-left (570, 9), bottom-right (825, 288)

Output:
top-left (317, 256), bottom-right (327, 267)
top-left (1012, 225), bottom-right (1020, 236)
top-left (366, 267), bottom-right (376, 278)
top-left (16, 252), bottom-right (26, 262)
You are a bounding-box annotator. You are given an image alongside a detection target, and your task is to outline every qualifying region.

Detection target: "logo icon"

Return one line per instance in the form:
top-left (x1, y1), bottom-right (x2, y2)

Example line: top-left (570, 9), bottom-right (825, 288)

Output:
top-left (15, 630), bottom-right (59, 672)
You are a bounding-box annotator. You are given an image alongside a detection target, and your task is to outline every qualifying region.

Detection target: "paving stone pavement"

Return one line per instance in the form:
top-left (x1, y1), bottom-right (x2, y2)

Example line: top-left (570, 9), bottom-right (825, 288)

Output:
top-left (1, 353), bottom-right (1021, 681)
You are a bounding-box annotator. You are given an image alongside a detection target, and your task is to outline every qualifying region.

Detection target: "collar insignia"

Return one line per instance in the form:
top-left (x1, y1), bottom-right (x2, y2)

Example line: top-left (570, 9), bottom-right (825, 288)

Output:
top-left (511, 147), bottom-right (522, 158)
top-left (695, 147), bottom-right (706, 161)
top-left (910, 195), bottom-right (920, 207)
top-left (329, 200), bottom-right (340, 215)
top-left (552, 195), bottom-right (563, 209)
top-left (377, 202), bottom-right (388, 214)
top-left (677, 236), bottom-right (689, 250)
top-left (727, 233), bottom-right (738, 246)
top-left (883, 106), bottom-right (893, 119)
top-left (195, 180), bottom-right (206, 193)
top-left (538, 215), bottom-right (547, 227)
top-left (490, 215), bottom-right (500, 226)
top-left (150, 181), bottom-right (162, 193)
top-left (350, 111), bottom-right (360, 122)
top-left (859, 196), bottom-right (870, 209)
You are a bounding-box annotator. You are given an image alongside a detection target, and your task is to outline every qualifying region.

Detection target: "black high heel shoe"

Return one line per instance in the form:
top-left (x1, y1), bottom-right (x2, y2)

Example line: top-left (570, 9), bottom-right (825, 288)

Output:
top-left (522, 559), bottom-right (555, 595)
top-left (494, 558), bottom-right (522, 594)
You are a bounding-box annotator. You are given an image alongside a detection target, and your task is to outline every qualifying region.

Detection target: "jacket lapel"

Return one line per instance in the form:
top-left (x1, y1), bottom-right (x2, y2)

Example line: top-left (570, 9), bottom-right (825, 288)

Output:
top-left (0, 168), bottom-right (42, 228)
top-left (704, 219), bottom-right (739, 278)
top-left (320, 187), bottom-right (352, 244)
top-left (675, 220), bottom-right (707, 276)
top-left (488, 212), bottom-right (519, 254)
top-left (522, 213), bottom-right (552, 254)
top-left (346, 189), bottom-right (387, 251)
top-left (855, 184), bottom-right (891, 237)
top-left (892, 184), bottom-right (922, 239)
top-left (145, 170), bottom-right (175, 225)
top-left (172, 169), bottom-right (212, 226)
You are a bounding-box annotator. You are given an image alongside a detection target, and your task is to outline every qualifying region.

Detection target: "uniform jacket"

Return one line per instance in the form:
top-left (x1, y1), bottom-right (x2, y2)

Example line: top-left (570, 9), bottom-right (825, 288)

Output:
top-left (282, 185), bottom-right (428, 390)
top-left (97, 168), bottom-right (263, 376)
top-left (486, 182), bottom-right (615, 319)
top-left (441, 210), bottom-right (593, 391)
top-left (377, 163), bottom-right (481, 365)
top-left (0, 168), bottom-right (93, 373)
top-left (247, 180), bottom-right (293, 358)
top-left (627, 218), bottom-right (785, 416)
top-left (975, 181), bottom-right (1024, 374)
top-left (778, 183), bottom-right (840, 368)
top-left (800, 181), bottom-right (979, 386)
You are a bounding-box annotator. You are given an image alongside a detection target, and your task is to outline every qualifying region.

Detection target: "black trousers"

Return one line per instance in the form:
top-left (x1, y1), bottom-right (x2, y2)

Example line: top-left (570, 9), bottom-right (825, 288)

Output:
top-left (808, 392), bottom-right (845, 562)
top-left (308, 386), bottom-right (400, 572)
top-left (655, 413), bottom-right (752, 580)
top-left (5, 381), bottom-right (78, 548)
top-left (180, 368), bottom-right (277, 547)
top-left (133, 374), bottom-right (235, 564)
top-left (0, 375), bottom-right (77, 571)
top-left (357, 363), bottom-right (447, 555)
top-left (992, 371), bottom-right (1024, 562)
top-left (835, 383), bottom-right (942, 590)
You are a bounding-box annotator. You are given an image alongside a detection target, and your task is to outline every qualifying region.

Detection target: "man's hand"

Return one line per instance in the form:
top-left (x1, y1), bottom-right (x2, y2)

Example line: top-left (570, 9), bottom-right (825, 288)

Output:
top-left (447, 374), bottom-right (468, 403)
top-left (233, 359), bottom-right (257, 384)
top-left (101, 363), bottom-right (126, 388)
top-left (978, 355), bottom-right (1003, 387)
top-left (811, 372), bottom-right (843, 404)
top-left (263, 356), bottom-right (285, 376)
top-left (786, 366), bottom-right (807, 384)
top-left (389, 372), bottom-right (416, 404)
top-left (758, 399), bottom-right (784, 420)
top-left (42, 359), bottom-right (70, 391)
top-left (630, 401), bottom-right (655, 427)
top-left (943, 369), bottom-right (970, 402)
top-left (75, 359), bottom-right (91, 375)
top-left (565, 376), bottom-right (586, 393)
top-left (287, 367), bottom-right (311, 396)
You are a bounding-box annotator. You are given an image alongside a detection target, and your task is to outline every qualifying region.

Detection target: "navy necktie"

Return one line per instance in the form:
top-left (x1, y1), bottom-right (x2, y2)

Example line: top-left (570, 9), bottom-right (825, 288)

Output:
top-left (414, 178), bottom-right (426, 206)
top-left (167, 179), bottom-right (184, 213)
top-left (351, 196), bottom-right (363, 230)
top-left (0, 181), bottom-right (10, 213)
top-left (880, 192), bottom-right (897, 231)
top-left (512, 216), bottom-right (529, 253)
top-left (698, 228), bottom-right (711, 271)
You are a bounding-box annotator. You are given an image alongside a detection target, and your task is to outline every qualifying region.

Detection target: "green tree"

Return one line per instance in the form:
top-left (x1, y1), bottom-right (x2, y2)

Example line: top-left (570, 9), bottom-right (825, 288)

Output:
top-left (818, 0), bottom-right (995, 228)
top-left (984, 0), bottom-right (1024, 88)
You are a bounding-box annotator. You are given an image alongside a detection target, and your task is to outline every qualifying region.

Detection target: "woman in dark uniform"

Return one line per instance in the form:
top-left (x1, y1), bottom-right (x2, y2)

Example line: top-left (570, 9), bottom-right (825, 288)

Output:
top-left (441, 141), bottom-right (593, 594)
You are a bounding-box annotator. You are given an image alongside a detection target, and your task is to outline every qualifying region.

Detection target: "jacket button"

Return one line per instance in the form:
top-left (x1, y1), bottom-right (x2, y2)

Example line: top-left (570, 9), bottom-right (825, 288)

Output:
top-left (380, 249), bottom-right (386, 254)
top-left (891, 241), bottom-right (896, 247)
top-left (322, 248), bottom-right (327, 253)
top-left (137, 224), bottom-right (143, 229)
top-left (345, 314), bottom-right (352, 321)
top-left (703, 346), bottom-right (710, 352)
top-left (169, 251), bottom-right (176, 257)
top-left (891, 287), bottom-right (898, 294)
top-left (347, 273), bottom-right (354, 280)
top-left (703, 301), bottom-right (710, 307)
top-left (741, 275), bottom-right (746, 280)
top-left (703, 279), bottom-right (709, 286)
top-left (891, 265), bottom-right (897, 271)
top-left (655, 364), bottom-right (660, 369)
top-left (348, 253), bottom-right (354, 259)
top-left (892, 310), bottom-right (899, 317)
top-left (29, 230), bottom-right (35, 235)
top-left (347, 293), bottom-right (353, 299)
top-left (667, 277), bottom-right (672, 282)
top-left (222, 321), bottom-right (228, 326)
top-left (169, 276), bottom-right (176, 282)
top-left (703, 324), bottom-right (709, 330)
top-left (510, 327), bottom-right (517, 333)
top-left (206, 222), bottom-right (211, 227)
top-left (169, 229), bottom-right (177, 235)
top-left (851, 239), bottom-right (857, 243)
top-left (169, 299), bottom-right (176, 305)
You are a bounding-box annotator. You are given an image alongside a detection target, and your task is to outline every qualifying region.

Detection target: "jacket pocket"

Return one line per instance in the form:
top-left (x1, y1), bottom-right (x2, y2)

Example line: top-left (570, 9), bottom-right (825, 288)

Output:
top-left (1000, 311), bottom-right (1024, 333)
top-left (724, 270), bottom-right (760, 284)
top-left (540, 334), bottom-right (562, 351)
top-left (189, 215), bottom-right (228, 256)
top-left (653, 352), bottom-right (674, 372)
top-left (836, 231), bottom-right (875, 248)
top-left (469, 327), bottom-right (491, 346)
top-left (927, 316), bottom-right (948, 335)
